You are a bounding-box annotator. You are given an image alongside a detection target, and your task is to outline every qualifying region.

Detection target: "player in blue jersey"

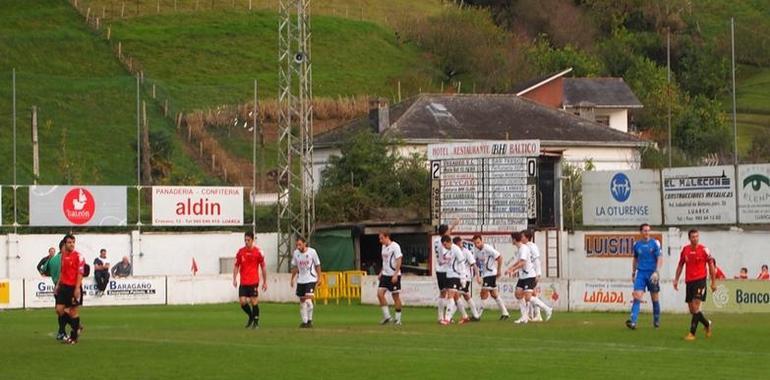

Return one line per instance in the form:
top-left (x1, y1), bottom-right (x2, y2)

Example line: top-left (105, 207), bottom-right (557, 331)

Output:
top-left (626, 223), bottom-right (663, 330)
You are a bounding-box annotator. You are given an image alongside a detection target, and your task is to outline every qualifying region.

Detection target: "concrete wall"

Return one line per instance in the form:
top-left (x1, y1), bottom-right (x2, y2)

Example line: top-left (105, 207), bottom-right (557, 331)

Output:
top-left (560, 146), bottom-right (641, 171)
top-left (564, 228), bottom-right (770, 281)
top-left (2, 232), bottom-right (279, 280)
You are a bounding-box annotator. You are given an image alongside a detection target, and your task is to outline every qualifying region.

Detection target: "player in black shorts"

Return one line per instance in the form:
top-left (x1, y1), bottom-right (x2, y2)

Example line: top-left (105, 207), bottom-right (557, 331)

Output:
top-left (674, 229), bottom-right (717, 341)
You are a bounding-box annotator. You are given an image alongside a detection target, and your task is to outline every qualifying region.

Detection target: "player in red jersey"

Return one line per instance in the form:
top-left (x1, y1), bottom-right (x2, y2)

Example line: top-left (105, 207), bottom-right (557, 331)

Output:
top-left (233, 231), bottom-right (268, 329)
top-left (673, 229), bottom-right (717, 341)
top-left (54, 234), bottom-right (85, 344)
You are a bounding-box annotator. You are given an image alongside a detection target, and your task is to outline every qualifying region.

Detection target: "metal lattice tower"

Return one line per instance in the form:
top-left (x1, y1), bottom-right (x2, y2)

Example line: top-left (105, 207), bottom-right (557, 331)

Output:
top-left (277, 0), bottom-right (315, 272)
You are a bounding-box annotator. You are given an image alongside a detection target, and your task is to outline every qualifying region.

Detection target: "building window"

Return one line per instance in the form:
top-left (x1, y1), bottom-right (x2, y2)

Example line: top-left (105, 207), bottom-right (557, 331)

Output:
top-left (595, 115), bottom-right (610, 126)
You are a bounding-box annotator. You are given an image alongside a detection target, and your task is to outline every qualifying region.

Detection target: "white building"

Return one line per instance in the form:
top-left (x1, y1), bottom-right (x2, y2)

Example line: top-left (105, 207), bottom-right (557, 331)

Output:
top-left (514, 68), bottom-right (644, 134)
top-left (314, 93), bottom-right (649, 188)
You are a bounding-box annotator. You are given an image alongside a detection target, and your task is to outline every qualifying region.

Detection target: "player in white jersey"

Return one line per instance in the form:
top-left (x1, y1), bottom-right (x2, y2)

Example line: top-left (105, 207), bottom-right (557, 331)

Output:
top-left (523, 230), bottom-right (553, 322)
top-left (290, 237), bottom-right (322, 328)
top-left (472, 235), bottom-right (510, 320)
top-left (439, 235), bottom-right (466, 325)
top-left (507, 231), bottom-right (542, 324)
top-left (453, 237), bottom-right (480, 323)
top-left (432, 220), bottom-right (458, 322)
top-left (378, 232), bottom-right (404, 325)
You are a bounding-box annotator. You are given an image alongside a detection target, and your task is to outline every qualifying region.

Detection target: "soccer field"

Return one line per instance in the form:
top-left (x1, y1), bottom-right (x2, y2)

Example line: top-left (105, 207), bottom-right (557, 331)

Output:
top-left (2, 303), bottom-right (769, 379)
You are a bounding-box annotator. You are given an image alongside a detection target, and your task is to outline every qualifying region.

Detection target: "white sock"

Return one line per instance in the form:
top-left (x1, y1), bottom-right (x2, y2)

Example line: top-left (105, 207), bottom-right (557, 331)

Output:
top-left (395, 310), bottom-right (402, 322)
top-left (381, 305), bottom-right (391, 319)
top-left (305, 299), bottom-right (314, 321)
top-left (519, 299), bottom-right (529, 320)
top-left (458, 298), bottom-right (468, 318)
top-left (468, 298), bottom-right (480, 319)
top-left (437, 298), bottom-right (445, 321)
top-left (531, 296), bottom-right (550, 313)
top-left (446, 298), bottom-right (457, 321)
top-left (478, 298), bottom-right (486, 317)
top-left (494, 296), bottom-right (509, 316)
top-left (300, 301), bottom-right (308, 323)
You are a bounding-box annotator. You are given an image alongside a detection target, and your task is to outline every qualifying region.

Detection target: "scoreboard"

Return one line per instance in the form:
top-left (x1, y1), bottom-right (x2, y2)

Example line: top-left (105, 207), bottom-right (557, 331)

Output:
top-left (429, 140), bottom-right (540, 233)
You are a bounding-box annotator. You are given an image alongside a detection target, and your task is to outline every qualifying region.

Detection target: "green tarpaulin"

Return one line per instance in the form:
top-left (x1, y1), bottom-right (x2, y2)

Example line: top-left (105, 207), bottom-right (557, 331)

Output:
top-left (311, 229), bottom-right (355, 271)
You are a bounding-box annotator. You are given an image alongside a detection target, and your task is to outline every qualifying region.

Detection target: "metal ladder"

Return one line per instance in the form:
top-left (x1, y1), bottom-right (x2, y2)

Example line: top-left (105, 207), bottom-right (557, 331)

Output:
top-left (545, 228), bottom-right (560, 278)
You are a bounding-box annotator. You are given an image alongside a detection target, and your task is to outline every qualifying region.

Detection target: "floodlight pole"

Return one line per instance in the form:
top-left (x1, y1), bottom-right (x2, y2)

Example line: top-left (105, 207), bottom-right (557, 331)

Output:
top-left (136, 75), bottom-right (142, 232)
top-left (731, 17), bottom-right (738, 165)
top-left (253, 79), bottom-right (258, 235)
top-left (12, 68), bottom-right (18, 233)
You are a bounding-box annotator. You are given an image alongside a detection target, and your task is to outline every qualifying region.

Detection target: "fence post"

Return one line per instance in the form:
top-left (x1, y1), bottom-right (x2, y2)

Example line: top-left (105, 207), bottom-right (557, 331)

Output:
top-left (121, 2), bottom-right (125, 18)
top-left (107, 25), bottom-right (111, 40)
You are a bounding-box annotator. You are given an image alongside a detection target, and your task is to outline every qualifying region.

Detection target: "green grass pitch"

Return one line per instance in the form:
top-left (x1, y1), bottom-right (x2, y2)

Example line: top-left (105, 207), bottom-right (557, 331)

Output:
top-left (2, 303), bottom-right (769, 379)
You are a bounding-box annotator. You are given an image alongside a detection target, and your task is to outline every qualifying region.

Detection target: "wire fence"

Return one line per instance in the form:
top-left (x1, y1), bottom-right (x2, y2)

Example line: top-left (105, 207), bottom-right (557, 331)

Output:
top-left (71, 0), bottom-right (445, 26)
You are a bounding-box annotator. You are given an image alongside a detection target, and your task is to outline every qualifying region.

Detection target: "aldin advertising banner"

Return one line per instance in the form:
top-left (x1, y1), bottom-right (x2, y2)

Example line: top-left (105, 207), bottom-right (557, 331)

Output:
top-left (152, 186), bottom-right (243, 226)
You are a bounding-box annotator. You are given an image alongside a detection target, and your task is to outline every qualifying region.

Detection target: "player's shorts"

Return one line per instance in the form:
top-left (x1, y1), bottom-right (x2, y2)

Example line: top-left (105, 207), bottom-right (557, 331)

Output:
top-left (239, 284), bottom-right (259, 298)
top-left (482, 276), bottom-right (497, 290)
top-left (296, 282), bottom-right (316, 298)
top-left (445, 277), bottom-right (462, 291)
top-left (516, 277), bottom-right (537, 292)
top-left (685, 278), bottom-right (708, 303)
top-left (460, 279), bottom-right (471, 294)
top-left (633, 271), bottom-right (660, 293)
top-left (378, 275), bottom-right (402, 293)
top-left (436, 271), bottom-right (448, 290)
top-left (55, 284), bottom-right (82, 307)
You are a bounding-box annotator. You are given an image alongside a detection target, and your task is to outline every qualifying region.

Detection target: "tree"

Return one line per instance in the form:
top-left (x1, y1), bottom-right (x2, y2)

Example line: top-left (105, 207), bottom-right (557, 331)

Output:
top-left (675, 36), bottom-right (730, 99)
top-left (397, 6), bottom-right (531, 91)
top-left (527, 38), bottom-right (604, 77)
top-left (315, 130), bottom-right (430, 223)
top-left (562, 160), bottom-right (594, 230)
top-left (673, 95), bottom-right (731, 160)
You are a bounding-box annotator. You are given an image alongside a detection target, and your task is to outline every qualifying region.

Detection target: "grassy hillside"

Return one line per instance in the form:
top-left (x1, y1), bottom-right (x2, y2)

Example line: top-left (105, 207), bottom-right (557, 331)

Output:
top-left (107, 10), bottom-right (440, 112)
top-left (0, 0), bottom-right (209, 186)
top-left (688, 0), bottom-right (770, 157)
top-left (79, 0), bottom-right (444, 27)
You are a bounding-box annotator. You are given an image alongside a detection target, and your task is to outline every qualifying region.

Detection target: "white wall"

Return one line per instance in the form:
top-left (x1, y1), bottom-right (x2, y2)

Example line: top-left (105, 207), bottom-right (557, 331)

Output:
top-left (561, 146), bottom-right (641, 171)
top-left (0, 234), bottom-right (8, 279)
top-left (564, 228), bottom-right (770, 281)
top-left (312, 148), bottom-right (341, 191)
top-left (595, 108), bottom-right (628, 133)
top-left (1, 232), bottom-right (279, 280)
top-left (135, 232), bottom-right (278, 276)
top-left (6, 234), bottom-right (131, 281)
